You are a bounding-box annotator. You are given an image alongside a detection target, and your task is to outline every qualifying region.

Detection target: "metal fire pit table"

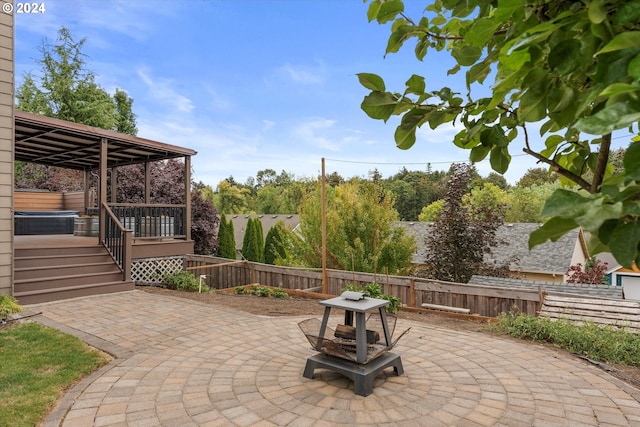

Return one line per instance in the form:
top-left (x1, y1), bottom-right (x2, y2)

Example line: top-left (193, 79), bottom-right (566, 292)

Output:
top-left (302, 294), bottom-right (404, 396)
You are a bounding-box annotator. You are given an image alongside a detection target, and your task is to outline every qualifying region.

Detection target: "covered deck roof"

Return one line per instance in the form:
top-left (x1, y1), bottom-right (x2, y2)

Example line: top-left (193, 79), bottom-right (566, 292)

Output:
top-left (14, 110), bottom-right (197, 171)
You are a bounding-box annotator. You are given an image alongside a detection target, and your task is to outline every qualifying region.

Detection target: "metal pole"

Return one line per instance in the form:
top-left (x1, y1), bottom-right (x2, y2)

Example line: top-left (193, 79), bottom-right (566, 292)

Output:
top-left (321, 158), bottom-right (328, 294)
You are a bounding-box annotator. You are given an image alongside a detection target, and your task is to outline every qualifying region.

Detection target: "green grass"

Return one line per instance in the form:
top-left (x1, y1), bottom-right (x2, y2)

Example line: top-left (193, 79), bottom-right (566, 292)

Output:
top-left (492, 311), bottom-right (640, 366)
top-left (0, 322), bottom-right (110, 427)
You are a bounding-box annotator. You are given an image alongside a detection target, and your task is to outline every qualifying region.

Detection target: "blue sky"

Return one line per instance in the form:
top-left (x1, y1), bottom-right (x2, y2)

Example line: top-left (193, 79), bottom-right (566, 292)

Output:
top-left (13, 0), bottom-right (630, 187)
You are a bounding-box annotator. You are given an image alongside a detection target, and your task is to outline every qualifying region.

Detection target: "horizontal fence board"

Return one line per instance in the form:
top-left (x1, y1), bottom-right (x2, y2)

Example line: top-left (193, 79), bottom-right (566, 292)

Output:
top-left (185, 255), bottom-right (545, 318)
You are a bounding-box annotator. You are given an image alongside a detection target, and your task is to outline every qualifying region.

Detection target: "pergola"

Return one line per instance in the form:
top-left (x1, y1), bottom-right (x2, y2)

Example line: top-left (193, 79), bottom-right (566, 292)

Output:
top-left (14, 110), bottom-right (197, 278)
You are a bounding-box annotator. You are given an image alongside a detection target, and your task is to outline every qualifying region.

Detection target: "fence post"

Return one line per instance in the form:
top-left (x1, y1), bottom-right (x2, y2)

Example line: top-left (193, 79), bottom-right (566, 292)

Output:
top-left (410, 278), bottom-right (415, 308)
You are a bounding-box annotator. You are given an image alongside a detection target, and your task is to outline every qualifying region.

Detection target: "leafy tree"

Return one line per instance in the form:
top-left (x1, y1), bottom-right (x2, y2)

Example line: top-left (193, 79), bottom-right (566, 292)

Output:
top-left (191, 189), bottom-right (219, 255)
top-left (217, 214), bottom-right (237, 259)
top-left (284, 180), bottom-right (415, 275)
top-left (566, 258), bottom-right (609, 285)
top-left (15, 27), bottom-right (137, 190)
top-left (360, 0), bottom-right (640, 268)
top-left (462, 182), bottom-right (508, 224)
top-left (264, 221), bottom-right (288, 265)
top-left (418, 199), bottom-right (444, 222)
top-left (484, 172), bottom-right (509, 190)
top-left (504, 182), bottom-right (560, 223)
top-left (423, 164), bottom-right (505, 283)
top-left (516, 168), bottom-right (558, 188)
top-left (213, 180), bottom-right (251, 214)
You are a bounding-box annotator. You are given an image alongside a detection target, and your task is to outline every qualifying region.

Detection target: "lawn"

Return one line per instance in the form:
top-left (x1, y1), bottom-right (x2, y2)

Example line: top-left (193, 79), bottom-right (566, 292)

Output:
top-left (0, 322), bottom-right (110, 427)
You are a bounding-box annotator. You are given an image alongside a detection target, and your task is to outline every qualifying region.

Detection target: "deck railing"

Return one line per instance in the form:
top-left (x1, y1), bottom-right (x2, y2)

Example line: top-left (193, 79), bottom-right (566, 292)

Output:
top-left (103, 203), bottom-right (132, 281)
top-left (108, 203), bottom-right (187, 239)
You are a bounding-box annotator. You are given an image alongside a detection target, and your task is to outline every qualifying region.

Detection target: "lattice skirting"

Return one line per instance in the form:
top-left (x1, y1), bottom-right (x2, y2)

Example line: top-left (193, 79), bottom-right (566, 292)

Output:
top-left (132, 256), bottom-right (185, 285)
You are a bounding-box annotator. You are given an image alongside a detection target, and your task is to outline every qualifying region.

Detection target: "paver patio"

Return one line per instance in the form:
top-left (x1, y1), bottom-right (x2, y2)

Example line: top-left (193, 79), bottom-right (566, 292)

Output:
top-left (26, 290), bottom-right (640, 426)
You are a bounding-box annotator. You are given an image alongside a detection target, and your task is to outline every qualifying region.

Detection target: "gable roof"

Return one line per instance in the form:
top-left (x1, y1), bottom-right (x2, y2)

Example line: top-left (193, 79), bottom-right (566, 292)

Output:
top-left (397, 222), bottom-right (585, 275)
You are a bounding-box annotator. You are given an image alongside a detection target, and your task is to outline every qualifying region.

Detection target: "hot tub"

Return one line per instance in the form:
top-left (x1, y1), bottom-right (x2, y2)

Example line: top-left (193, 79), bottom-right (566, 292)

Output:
top-left (14, 210), bottom-right (80, 235)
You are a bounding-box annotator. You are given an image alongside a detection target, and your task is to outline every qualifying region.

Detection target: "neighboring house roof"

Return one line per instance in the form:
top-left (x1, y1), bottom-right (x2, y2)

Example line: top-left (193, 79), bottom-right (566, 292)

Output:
top-left (396, 222), bottom-right (587, 276)
top-left (227, 214), bottom-right (300, 251)
top-left (469, 275), bottom-right (623, 299)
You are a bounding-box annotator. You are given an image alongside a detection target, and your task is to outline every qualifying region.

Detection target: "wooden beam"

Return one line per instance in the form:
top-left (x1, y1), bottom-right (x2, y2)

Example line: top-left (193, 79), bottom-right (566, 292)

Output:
top-left (185, 155), bottom-right (191, 241)
top-left (111, 167), bottom-right (118, 203)
top-left (99, 138), bottom-right (107, 241)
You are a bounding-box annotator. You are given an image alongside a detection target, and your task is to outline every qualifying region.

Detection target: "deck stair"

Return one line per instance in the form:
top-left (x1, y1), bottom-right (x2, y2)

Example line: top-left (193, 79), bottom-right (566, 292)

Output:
top-left (14, 244), bottom-right (134, 305)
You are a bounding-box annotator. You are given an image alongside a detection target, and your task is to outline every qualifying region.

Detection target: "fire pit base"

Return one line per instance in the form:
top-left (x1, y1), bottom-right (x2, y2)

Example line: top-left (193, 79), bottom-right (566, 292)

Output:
top-left (303, 351), bottom-right (403, 396)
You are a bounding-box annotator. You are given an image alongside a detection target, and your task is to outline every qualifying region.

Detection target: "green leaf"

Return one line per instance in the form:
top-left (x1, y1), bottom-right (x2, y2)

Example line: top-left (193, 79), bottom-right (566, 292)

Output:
top-left (376, 0), bottom-right (404, 24)
top-left (451, 45), bottom-right (482, 67)
top-left (624, 142), bottom-right (640, 180)
top-left (395, 125), bottom-right (417, 150)
top-left (395, 110), bottom-right (425, 150)
top-left (357, 73), bottom-right (386, 92)
top-left (548, 39), bottom-right (582, 75)
top-left (610, 222), bottom-right (640, 269)
top-left (465, 17), bottom-right (501, 48)
top-left (405, 74), bottom-right (425, 96)
top-left (540, 188), bottom-right (590, 218)
top-left (489, 146), bottom-right (511, 174)
top-left (361, 91), bottom-right (398, 122)
top-left (599, 83), bottom-right (640, 98)
top-left (628, 53), bottom-right (640, 79)
top-left (470, 145), bottom-right (490, 162)
top-left (386, 24), bottom-right (412, 55)
top-left (576, 202), bottom-right (623, 233)
top-left (528, 217), bottom-right (578, 249)
top-left (588, 0), bottom-right (607, 24)
top-left (597, 32), bottom-right (640, 55)
top-left (519, 87), bottom-right (547, 122)
top-left (367, 0), bottom-right (381, 22)
top-left (576, 102), bottom-right (640, 135)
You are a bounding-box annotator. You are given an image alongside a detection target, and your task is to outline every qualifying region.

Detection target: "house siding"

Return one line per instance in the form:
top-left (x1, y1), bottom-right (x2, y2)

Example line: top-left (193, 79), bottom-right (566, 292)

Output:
top-left (0, 10), bottom-right (13, 295)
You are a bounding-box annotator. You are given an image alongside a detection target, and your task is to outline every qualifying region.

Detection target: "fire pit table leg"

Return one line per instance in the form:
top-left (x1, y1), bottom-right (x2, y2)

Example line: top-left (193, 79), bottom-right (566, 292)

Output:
top-left (302, 352), bottom-right (404, 396)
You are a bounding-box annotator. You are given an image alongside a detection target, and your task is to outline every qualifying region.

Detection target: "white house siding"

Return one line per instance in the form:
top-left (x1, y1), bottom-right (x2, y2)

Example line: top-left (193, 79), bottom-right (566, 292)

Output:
top-left (0, 9), bottom-right (13, 295)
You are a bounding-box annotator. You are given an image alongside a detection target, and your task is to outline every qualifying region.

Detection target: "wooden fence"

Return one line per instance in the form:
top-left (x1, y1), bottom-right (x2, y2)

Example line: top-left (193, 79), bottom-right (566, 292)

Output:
top-left (15, 190), bottom-right (85, 212)
top-left (186, 255), bottom-right (541, 317)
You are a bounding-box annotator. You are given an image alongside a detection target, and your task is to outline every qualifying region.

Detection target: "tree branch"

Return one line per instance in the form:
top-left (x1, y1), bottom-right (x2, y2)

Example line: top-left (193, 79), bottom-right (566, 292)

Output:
top-left (591, 133), bottom-right (611, 193)
top-left (522, 147), bottom-right (592, 191)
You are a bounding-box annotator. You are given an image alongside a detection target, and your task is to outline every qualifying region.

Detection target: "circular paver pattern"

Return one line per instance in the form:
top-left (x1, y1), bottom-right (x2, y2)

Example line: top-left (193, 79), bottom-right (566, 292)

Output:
top-left (31, 291), bottom-right (640, 426)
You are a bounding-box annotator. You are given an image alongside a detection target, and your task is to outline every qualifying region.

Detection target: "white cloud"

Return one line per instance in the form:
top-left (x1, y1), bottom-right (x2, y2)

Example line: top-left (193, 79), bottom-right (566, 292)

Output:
top-left (278, 61), bottom-right (326, 85)
top-left (137, 68), bottom-right (195, 114)
top-left (292, 118), bottom-right (339, 151)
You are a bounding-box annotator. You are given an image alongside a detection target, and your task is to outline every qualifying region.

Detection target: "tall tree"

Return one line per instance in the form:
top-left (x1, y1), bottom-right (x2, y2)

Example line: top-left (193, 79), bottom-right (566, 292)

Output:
top-left (217, 214), bottom-right (237, 259)
top-left (191, 189), bottom-right (220, 255)
top-left (213, 180), bottom-right (251, 214)
top-left (15, 27), bottom-right (137, 190)
top-left (264, 221), bottom-right (288, 265)
top-left (360, 0), bottom-right (640, 268)
top-left (424, 164), bottom-right (504, 283)
top-left (241, 218), bottom-right (262, 262)
top-left (283, 180), bottom-right (415, 275)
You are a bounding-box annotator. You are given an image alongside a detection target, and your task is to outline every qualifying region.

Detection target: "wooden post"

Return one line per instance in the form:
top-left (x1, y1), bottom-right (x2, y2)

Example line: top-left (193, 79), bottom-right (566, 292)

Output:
top-left (110, 167), bottom-right (118, 203)
top-left (99, 138), bottom-right (108, 242)
top-left (144, 162), bottom-right (151, 204)
top-left (185, 156), bottom-right (191, 241)
top-left (321, 158), bottom-right (328, 294)
top-left (410, 278), bottom-right (416, 308)
top-left (83, 170), bottom-right (90, 215)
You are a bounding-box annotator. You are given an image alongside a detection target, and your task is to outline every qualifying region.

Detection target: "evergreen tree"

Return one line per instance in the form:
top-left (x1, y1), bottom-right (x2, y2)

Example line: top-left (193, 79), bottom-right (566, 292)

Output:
top-left (218, 214), bottom-right (237, 259)
top-left (254, 218), bottom-right (265, 263)
top-left (264, 221), bottom-right (287, 265)
top-left (242, 218), bottom-right (261, 262)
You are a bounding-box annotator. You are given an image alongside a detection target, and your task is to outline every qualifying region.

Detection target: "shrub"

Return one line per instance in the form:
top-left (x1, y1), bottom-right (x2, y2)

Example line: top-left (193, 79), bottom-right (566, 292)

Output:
top-left (163, 270), bottom-right (208, 293)
top-left (341, 282), bottom-right (401, 314)
top-left (232, 285), bottom-right (289, 298)
top-left (0, 295), bottom-right (23, 320)
top-left (493, 310), bottom-right (640, 366)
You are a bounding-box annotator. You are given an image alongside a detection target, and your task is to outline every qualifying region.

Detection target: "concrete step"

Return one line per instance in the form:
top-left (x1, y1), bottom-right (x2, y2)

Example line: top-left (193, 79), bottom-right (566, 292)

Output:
top-left (15, 280), bottom-right (135, 305)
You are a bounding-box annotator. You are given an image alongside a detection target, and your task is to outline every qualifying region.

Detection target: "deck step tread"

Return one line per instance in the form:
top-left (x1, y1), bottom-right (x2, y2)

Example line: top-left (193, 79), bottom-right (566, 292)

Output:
top-left (14, 261), bottom-right (117, 272)
top-left (14, 270), bottom-right (123, 284)
top-left (14, 281), bottom-right (134, 297)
